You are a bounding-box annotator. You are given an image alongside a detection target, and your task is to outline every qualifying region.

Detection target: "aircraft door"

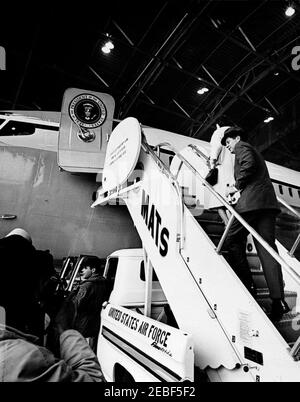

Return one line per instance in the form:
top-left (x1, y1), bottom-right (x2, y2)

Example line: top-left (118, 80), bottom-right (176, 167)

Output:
top-left (58, 88), bottom-right (115, 173)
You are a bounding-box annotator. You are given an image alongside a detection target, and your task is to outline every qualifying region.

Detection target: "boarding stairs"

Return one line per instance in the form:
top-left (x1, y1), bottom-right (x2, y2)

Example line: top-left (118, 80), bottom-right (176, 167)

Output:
top-left (92, 117), bottom-right (300, 382)
top-left (181, 145), bottom-right (300, 351)
top-left (194, 208), bottom-right (300, 348)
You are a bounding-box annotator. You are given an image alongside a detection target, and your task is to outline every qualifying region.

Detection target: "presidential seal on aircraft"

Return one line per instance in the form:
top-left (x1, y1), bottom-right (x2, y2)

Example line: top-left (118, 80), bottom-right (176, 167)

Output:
top-left (69, 93), bottom-right (107, 142)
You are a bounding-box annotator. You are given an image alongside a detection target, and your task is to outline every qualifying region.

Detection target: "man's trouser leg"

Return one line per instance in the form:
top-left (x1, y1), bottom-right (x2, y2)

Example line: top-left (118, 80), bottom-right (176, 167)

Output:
top-left (251, 211), bottom-right (284, 300)
top-left (224, 217), bottom-right (255, 293)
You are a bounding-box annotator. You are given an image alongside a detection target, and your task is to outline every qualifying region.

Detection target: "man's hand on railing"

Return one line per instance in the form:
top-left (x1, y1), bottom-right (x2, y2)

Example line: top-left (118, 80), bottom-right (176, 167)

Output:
top-left (225, 185), bottom-right (240, 205)
top-left (225, 185), bottom-right (238, 197)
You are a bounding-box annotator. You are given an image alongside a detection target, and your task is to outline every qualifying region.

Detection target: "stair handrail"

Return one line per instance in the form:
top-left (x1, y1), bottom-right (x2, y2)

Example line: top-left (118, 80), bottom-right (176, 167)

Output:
top-left (276, 196), bottom-right (300, 258)
top-left (187, 143), bottom-right (300, 258)
top-left (188, 144), bottom-right (300, 282)
top-left (151, 142), bottom-right (300, 284)
top-left (277, 196), bottom-right (300, 221)
top-left (142, 136), bottom-right (186, 251)
top-left (95, 135), bottom-right (300, 284)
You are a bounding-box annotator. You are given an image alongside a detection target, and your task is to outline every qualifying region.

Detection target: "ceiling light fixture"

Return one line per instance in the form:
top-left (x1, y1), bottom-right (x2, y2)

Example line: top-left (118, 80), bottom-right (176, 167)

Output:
top-left (101, 38), bottom-right (115, 54)
top-left (197, 87), bottom-right (209, 95)
top-left (105, 40), bottom-right (114, 50)
top-left (285, 5), bottom-right (295, 17)
top-left (101, 46), bottom-right (111, 54)
top-left (264, 116), bottom-right (274, 123)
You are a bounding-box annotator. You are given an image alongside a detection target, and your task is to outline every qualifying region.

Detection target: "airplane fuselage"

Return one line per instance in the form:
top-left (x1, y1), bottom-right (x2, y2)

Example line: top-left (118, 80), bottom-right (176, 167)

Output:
top-left (0, 115), bottom-right (141, 262)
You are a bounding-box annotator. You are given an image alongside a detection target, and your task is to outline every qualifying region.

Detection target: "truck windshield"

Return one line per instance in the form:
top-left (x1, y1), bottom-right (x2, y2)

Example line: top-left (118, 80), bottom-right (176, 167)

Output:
top-left (106, 258), bottom-right (118, 280)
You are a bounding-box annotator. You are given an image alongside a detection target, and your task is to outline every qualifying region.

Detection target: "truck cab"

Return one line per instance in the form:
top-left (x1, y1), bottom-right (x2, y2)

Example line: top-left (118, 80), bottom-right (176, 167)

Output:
top-left (104, 249), bottom-right (167, 312)
top-left (97, 248), bottom-right (194, 382)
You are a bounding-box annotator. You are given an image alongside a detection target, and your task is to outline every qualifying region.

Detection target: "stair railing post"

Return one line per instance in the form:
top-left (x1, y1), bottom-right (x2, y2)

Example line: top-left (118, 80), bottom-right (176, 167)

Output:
top-left (277, 196), bottom-right (300, 220)
top-left (216, 214), bottom-right (235, 254)
top-left (143, 248), bottom-right (153, 318)
top-left (289, 233), bottom-right (300, 258)
top-left (277, 196), bottom-right (300, 258)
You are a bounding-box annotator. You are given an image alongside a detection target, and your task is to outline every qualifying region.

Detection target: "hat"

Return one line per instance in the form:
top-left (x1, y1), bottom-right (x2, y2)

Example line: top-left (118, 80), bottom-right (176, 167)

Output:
top-left (5, 228), bottom-right (32, 243)
top-left (221, 126), bottom-right (244, 146)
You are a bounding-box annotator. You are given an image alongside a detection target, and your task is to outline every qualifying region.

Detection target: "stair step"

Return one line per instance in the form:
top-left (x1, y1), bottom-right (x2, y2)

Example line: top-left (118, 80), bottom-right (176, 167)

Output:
top-left (277, 212), bottom-right (300, 224)
top-left (183, 194), bottom-right (197, 208)
top-left (197, 221), bottom-right (225, 236)
top-left (247, 255), bottom-right (261, 271)
top-left (256, 290), bottom-right (297, 312)
top-left (196, 219), bottom-right (224, 229)
top-left (251, 269), bottom-right (268, 289)
top-left (209, 234), bottom-right (223, 247)
top-left (274, 312), bottom-right (300, 344)
top-left (196, 209), bottom-right (222, 222)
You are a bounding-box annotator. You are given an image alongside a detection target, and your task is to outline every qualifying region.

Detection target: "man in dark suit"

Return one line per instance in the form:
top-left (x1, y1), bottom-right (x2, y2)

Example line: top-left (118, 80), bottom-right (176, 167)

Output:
top-left (220, 127), bottom-right (289, 321)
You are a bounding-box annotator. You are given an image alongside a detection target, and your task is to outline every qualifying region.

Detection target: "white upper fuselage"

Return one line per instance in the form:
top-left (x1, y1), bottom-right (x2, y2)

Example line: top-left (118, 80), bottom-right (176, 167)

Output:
top-left (0, 111), bottom-right (298, 260)
top-left (1, 112), bottom-right (299, 208)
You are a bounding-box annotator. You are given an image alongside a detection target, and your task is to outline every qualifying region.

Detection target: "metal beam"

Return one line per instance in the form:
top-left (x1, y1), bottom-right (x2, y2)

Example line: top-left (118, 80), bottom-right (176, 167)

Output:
top-left (137, 98), bottom-right (202, 125)
top-left (113, 2), bottom-right (168, 90)
top-left (206, 10), bottom-right (300, 85)
top-left (119, 2), bottom-right (213, 118)
top-left (192, 63), bottom-right (279, 138)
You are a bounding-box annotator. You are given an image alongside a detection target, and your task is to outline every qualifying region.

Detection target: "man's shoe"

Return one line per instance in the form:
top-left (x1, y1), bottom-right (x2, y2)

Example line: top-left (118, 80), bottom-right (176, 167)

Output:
top-left (270, 299), bottom-right (290, 322)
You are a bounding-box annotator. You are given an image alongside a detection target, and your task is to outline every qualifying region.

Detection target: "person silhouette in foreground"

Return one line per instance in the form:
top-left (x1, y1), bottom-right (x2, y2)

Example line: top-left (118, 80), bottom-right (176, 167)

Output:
top-left (0, 228), bottom-right (104, 382)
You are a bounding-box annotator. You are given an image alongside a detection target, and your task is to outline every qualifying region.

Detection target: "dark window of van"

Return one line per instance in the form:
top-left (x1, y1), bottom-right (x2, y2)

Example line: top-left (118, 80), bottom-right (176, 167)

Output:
top-left (279, 185), bottom-right (283, 195)
top-left (288, 188), bottom-right (293, 197)
top-left (140, 261), bottom-right (159, 282)
top-left (106, 258), bottom-right (118, 281)
top-left (0, 121), bottom-right (36, 136)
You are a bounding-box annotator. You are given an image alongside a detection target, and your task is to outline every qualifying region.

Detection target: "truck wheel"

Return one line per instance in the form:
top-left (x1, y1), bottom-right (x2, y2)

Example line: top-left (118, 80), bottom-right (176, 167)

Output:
top-left (114, 364), bottom-right (135, 382)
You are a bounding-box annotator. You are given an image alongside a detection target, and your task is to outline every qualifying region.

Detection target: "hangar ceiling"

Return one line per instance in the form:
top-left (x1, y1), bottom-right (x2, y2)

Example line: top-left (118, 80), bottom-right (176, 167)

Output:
top-left (0, 0), bottom-right (300, 170)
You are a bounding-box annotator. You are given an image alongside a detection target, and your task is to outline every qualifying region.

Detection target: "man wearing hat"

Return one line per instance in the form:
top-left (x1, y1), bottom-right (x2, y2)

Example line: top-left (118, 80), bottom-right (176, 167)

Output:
top-left (221, 128), bottom-right (289, 321)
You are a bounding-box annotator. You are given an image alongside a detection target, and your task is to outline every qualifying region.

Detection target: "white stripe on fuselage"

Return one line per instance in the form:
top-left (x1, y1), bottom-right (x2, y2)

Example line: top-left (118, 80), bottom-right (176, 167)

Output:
top-left (1, 115), bottom-right (299, 210)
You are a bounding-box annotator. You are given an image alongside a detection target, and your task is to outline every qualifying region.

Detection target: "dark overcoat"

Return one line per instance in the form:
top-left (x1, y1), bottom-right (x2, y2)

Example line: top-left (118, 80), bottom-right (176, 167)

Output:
top-left (233, 141), bottom-right (280, 214)
top-left (68, 274), bottom-right (109, 338)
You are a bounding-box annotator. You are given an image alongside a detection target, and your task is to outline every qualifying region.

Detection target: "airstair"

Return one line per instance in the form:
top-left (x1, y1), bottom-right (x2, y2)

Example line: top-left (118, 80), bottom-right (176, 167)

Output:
top-left (92, 117), bottom-right (300, 382)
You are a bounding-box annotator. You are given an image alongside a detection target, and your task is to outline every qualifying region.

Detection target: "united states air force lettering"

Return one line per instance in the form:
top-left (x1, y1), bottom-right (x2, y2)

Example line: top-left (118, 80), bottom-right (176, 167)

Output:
top-left (141, 190), bottom-right (169, 257)
top-left (108, 307), bottom-right (171, 353)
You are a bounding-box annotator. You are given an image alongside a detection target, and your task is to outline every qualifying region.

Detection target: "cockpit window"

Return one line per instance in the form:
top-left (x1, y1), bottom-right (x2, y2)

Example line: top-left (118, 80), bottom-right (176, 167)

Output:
top-left (0, 121), bottom-right (36, 136)
top-left (0, 119), bottom-right (4, 125)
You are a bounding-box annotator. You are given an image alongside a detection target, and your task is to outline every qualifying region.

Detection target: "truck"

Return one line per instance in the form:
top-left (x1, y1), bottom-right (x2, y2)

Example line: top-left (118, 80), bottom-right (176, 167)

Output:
top-left (97, 248), bottom-right (195, 382)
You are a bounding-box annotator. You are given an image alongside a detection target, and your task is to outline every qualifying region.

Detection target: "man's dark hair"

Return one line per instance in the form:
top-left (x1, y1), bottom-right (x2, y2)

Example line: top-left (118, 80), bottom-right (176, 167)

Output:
top-left (85, 256), bottom-right (105, 275)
